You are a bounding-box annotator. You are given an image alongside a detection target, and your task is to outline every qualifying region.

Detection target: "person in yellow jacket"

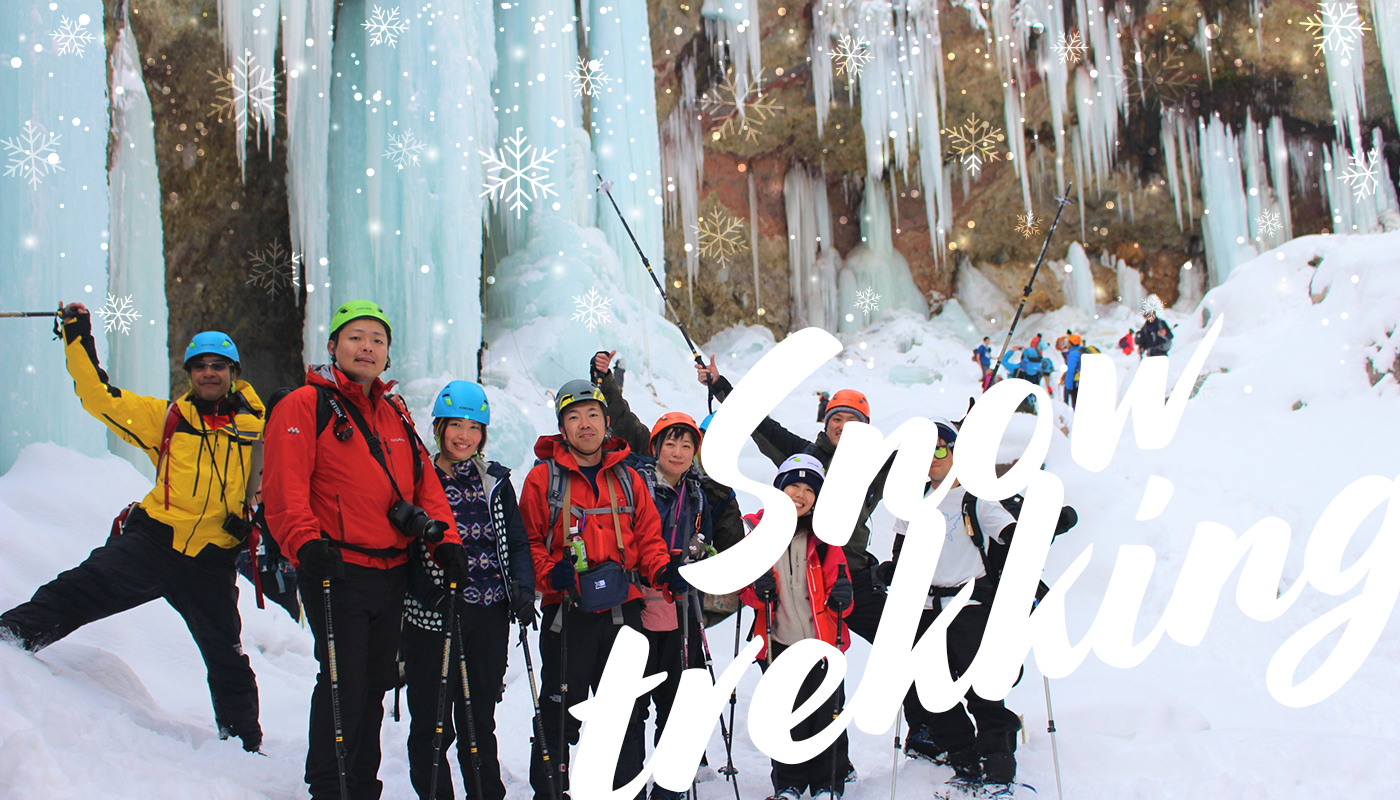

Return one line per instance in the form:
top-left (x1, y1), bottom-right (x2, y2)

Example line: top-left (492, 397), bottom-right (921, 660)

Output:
top-left (0, 302), bottom-right (267, 752)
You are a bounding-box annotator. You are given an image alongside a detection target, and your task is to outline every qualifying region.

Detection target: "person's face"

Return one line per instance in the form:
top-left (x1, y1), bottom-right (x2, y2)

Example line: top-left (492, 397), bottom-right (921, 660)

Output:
top-left (928, 437), bottom-right (954, 484)
top-left (655, 430), bottom-right (697, 482)
top-left (559, 401), bottom-right (606, 454)
top-left (441, 418), bottom-right (484, 461)
top-left (783, 482), bottom-right (817, 516)
top-left (187, 357), bottom-right (234, 401)
top-left (825, 410), bottom-right (861, 445)
top-left (329, 320), bottom-right (390, 384)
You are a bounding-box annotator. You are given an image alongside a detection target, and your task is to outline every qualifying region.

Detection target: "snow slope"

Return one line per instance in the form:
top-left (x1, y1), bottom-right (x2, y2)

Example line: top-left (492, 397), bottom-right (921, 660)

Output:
top-left (4, 232), bottom-right (1400, 799)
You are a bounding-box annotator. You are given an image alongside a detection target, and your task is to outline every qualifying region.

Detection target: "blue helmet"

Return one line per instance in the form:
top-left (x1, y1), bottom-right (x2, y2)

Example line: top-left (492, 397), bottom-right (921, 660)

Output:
top-left (183, 331), bottom-right (239, 369)
top-left (432, 380), bottom-right (491, 425)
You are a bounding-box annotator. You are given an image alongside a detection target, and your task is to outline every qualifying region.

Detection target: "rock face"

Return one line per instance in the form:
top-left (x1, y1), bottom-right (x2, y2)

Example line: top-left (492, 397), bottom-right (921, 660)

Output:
top-left (106, 0), bottom-right (304, 397)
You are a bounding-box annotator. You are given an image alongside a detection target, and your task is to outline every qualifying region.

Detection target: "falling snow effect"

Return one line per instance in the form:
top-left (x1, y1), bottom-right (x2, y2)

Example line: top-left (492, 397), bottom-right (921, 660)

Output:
top-left (942, 115), bottom-right (1005, 178)
top-left (382, 129), bottom-right (424, 170)
top-left (244, 243), bottom-right (302, 298)
top-left (2, 121), bottom-right (63, 189)
top-left (480, 128), bottom-right (558, 219)
top-left (854, 288), bottom-right (881, 314)
top-left (1338, 148), bottom-right (1381, 199)
top-left (95, 295), bottom-right (142, 335)
top-left (567, 57), bottom-right (612, 97)
top-left (1053, 31), bottom-right (1085, 65)
top-left (571, 286), bottom-right (613, 332)
top-left (206, 52), bottom-right (275, 145)
top-left (49, 16), bottom-right (96, 58)
top-left (831, 35), bottom-right (872, 78)
top-left (700, 68), bottom-right (782, 143)
top-left (695, 207), bottom-right (747, 267)
top-left (1118, 51), bottom-right (1194, 108)
top-left (1015, 213), bottom-right (1039, 238)
top-left (363, 6), bottom-right (409, 48)
top-left (1301, 2), bottom-right (1370, 57)
top-left (1257, 209), bottom-right (1283, 239)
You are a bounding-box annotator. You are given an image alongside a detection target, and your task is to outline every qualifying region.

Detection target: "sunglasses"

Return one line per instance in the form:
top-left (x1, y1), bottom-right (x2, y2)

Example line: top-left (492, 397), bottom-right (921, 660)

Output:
top-left (189, 360), bottom-right (231, 373)
top-left (934, 444), bottom-right (953, 459)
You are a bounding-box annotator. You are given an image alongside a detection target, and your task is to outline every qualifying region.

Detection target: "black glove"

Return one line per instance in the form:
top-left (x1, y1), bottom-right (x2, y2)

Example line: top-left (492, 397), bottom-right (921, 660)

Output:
top-left (297, 539), bottom-right (344, 581)
top-left (590, 350), bottom-right (612, 383)
top-left (1055, 505), bottom-right (1078, 537)
top-left (550, 557), bottom-right (578, 592)
top-left (509, 581), bottom-right (537, 626)
top-left (60, 303), bottom-right (91, 343)
top-left (657, 560), bottom-right (689, 596)
top-left (827, 565), bottom-right (853, 612)
top-left (434, 542), bottom-right (468, 586)
top-left (874, 560), bottom-right (897, 590)
top-left (752, 569), bottom-right (778, 603)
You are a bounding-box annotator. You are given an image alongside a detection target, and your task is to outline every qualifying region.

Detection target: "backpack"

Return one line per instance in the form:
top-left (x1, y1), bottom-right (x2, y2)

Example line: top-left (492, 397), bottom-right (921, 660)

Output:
top-left (1073, 345), bottom-right (1101, 383)
top-left (960, 492), bottom-right (1051, 604)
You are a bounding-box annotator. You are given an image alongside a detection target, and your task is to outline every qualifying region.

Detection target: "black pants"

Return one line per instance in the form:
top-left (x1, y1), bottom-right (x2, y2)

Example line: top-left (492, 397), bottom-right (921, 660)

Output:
top-left (404, 602), bottom-right (511, 800)
top-left (530, 600), bottom-right (647, 800)
top-left (641, 617), bottom-right (703, 749)
top-left (760, 641), bottom-right (847, 797)
top-left (902, 602), bottom-right (1021, 757)
top-left (0, 510), bottom-right (260, 740)
top-left (300, 564), bottom-right (408, 800)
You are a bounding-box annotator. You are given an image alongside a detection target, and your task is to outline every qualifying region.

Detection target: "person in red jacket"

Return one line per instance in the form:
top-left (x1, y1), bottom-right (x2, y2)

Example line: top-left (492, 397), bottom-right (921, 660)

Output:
top-left (741, 455), bottom-right (854, 800)
top-left (262, 300), bottom-right (463, 800)
top-left (521, 379), bottom-right (680, 800)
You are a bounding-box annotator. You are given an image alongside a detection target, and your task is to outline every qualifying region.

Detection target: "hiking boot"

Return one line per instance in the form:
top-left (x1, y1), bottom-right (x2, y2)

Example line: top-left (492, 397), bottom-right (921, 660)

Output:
top-left (812, 790), bottom-right (840, 800)
top-left (765, 787), bottom-right (802, 800)
top-left (980, 752), bottom-right (1016, 785)
top-left (947, 748), bottom-right (981, 782)
top-left (845, 763), bottom-right (858, 784)
top-left (218, 724), bottom-right (262, 753)
top-left (651, 786), bottom-right (688, 800)
top-left (903, 728), bottom-right (948, 764)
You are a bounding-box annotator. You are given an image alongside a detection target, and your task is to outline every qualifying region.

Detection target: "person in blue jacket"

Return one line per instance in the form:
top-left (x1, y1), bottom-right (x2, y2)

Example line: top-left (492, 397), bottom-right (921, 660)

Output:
top-left (1061, 334), bottom-right (1085, 407)
top-left (972, 337), bottom-right (993, 383)
top-left (1001, 345), bottom-right (1054, 386)
top-left (403, 380), bottom-right (537, 800)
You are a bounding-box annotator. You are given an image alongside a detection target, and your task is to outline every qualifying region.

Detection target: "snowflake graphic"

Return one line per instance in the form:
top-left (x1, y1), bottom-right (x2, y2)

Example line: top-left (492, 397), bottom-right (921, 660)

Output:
top-left (50, 15), bottom-right (97, 57)
top-left (2, 121), bottom-right (63, 189)
top-left (480, 127), bottom-right (559, 219)
top-left (1257, 209), bottom-right (1283, 239)
top-left (1301, 2), bottom-right (1370, 57)
top-left (831, 35), bottom-right (872, 78)
top-left (854, 288), bottom-right (881, 314)
top-left (567, 57), bottom-right (612, 97)
top-left (95, 294), bottom-right (142, 335)
top-left (571, 286), bottom-right (613, 332)
top-left (1015, 213), bottom-right (1039, 238)
top-left (245, 242), bottom-right (302, 298)
top-left (942, 115), bottom-right (1005, 178)
top-left (1052, 31), bottom-right (1085, 65)
top-left (1338, 149), bottom-right (1381, 200)
top-left (383, 129), bottom-right (425, 170)
top-left (699, 68), bottom-right (783, 143)
top-left (1115, 51), bottom-right (1195, 107)
top-left (207, 51), bottom-right (276, 142)
top-left (363, 6), bottom-right (409, 48)
top-left (694, 207), bottom-right (748, 267)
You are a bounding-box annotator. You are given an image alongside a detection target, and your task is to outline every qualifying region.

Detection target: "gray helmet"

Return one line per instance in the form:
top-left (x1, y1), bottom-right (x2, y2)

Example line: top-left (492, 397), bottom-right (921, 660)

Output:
top-left (555, 379), bottom-right (607, 422)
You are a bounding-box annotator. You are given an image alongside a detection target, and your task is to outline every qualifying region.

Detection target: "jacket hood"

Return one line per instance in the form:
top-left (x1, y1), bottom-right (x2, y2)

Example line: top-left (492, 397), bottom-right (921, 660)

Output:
top-left (306, 363), bottom-right (397, 402)
top-left (532, 434), bottom-right (632, 471)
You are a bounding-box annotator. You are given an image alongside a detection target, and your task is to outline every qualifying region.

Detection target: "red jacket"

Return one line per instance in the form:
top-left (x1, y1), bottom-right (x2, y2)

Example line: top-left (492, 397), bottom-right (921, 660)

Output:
top-left (263, 364), bottom-right (458, 570)
top-left (521, 435), bottom-right (671, 608)
top-left (739, 510), bottom-right (853, 661)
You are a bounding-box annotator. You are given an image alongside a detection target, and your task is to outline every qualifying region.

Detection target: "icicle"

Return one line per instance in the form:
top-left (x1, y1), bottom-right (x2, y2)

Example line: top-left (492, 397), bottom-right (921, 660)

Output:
top-left (1266, 117), bottom-right (1294, 242)
top-left (1063, 242), bottom-right (1095, 316)
top-left (809, 0), bottom-right (837, 137)
top-left (990, 0), bottom-right (1032, 213)
top-left (783, 164), bottom-right (833, 330)
top-left (661, 58), bottom-right (702, 319)
top-left (701, 0), bottom-right (761, 106)
top-left (1317, 2), bottom-right (1368, 153)
top-left (1161, 108), bottom-right (1183, 230)
top-left (748, 171), bottom-right (762, 319)
top-left (1197, 16), bottom-right (1213, 88)
top-left (1373, 0), bottom-right (1400, 133)
top-left (844, 175), bottom-right (929, 324)
top-left (213, 0), bottom-right (278, 177)
top-left (1177, 112), bottom-right (1197, 226)
top-left (1196, 115), bottom-right (1254, 288)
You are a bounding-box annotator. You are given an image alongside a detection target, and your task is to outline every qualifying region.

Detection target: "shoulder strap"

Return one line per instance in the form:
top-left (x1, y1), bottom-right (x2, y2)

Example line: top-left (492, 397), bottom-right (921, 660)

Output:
top-left (157, 402), bottom-right (181, 510)
top-left (318, 386), bottom-right (409, 504)
top-left (383, 395), bottom-right (425, 486)
top-left (315, 386), bottom-right (334, 438)
top-left (544, 459), bottom-right (568, 554)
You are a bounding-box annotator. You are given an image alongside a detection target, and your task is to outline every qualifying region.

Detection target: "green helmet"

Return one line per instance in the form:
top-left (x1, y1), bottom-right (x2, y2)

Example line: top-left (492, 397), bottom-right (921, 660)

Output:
top-left (329, 300), bottom-right (393, 344)
top-left (555, 379), bottom-right (607, 421)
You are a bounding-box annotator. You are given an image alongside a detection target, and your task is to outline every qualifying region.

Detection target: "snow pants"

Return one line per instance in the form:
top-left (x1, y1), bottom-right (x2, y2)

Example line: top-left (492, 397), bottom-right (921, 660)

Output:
top-left (0, 507), bottom-right (260, 741)
top-left (529, 599), bottom-right (647, 800)
top-left (403, 602), bottom-right (511, 800)
top-left (760, 641), bottom-right (848, 797)
top-left (300, 564), bottom-right (407, 800)
top-left (641, 612), bottom-right (703, 748)
top-left (903, 602), bottom-right (1021, 757)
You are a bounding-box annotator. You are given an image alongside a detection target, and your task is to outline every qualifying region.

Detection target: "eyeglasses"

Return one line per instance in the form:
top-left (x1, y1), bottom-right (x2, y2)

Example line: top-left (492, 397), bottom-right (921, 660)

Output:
top-left (190, 360), bottom-right (231, 373)
top-left (934, 444), bottom-right (953, 459)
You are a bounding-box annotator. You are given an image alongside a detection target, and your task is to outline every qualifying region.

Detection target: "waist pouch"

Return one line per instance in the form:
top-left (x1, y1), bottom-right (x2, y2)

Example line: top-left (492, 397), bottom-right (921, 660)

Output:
top-left (576, 561), bottom-right (632, 613)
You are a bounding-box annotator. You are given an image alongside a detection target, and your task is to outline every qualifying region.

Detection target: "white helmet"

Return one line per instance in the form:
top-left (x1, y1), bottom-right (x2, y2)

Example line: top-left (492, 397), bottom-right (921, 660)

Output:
top-left (1140, 294), bottom-right (1164, 316)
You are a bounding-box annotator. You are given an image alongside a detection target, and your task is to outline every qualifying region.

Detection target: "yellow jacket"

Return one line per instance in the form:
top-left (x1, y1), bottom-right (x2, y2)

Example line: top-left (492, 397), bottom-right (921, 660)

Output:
top-left (64, 329), bottom-right (265, 556)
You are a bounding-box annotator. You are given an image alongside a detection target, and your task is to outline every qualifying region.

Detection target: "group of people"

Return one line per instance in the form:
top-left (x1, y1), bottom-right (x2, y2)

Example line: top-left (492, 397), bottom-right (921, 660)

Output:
top-left (1, 298), bottom-right (1083, 800)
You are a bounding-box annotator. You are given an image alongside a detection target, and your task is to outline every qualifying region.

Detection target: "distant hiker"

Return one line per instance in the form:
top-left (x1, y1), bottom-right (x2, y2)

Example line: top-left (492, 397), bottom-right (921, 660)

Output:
top-left (742, 455), bottom-right (854, 800)
top-left (1053, 330), bottom-right (1072, 353)
top-left (1029, 332), bottom-right (1043, 351)
top-left (1001, 345), bottom-right (1053, 386)
top-left (263, 300), bottom-right (462, 800)
top-left (521, 379), bottom-right (679, 800)
top-left (882, 418), bottom-right (1078, 793)
top-left (1061, 334), bottom-right (1085, 407)
top-left (1118, 329), bottom-right (1136, 355)
top-left (971, 338), bottom-right (992, 383)
top-left (1134, 295), bottom-right (1173, 357)
top-left (0, 304), bottom-right (265, 752)
top-left (402, 380), bottom-right (536, 800)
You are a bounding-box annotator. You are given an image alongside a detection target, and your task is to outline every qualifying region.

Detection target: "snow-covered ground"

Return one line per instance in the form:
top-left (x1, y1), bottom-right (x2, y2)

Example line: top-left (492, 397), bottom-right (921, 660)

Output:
top-left (4, 231), bottom-right (1400, 799)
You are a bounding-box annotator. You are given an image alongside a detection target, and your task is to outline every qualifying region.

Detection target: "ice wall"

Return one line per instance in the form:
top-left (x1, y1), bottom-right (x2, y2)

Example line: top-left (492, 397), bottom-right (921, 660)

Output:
top-left (1063, 241), bottom-right (1094, 316)
top-left (842, 176), bottom-right (929, 324)
top-left (0, 0), bottom-right (114, 473)
top-left (1197, 115), bottom-right (1254, 288)
top-left (783, 164), bottom-right (834, 330)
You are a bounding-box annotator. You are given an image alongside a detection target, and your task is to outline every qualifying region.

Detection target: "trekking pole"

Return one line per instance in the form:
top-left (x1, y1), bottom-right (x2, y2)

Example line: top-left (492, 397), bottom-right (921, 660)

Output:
top-left (889, 708), bottom-right (902, 800)
top-left (429, 584), bottom-right (459, 800)
top-left (987, 184), bottom-right (1075, 386)
top-left (520, 621), bottom-right (562, 800)
top-left (1043, 676), bottom-right (1065, 800)
top-left (322, 579), bottom-right (350, 800)
top-left (693, 597), bottom-right (742, 800)
top-left (828, 565), bottom-right (848, 798)
top-left (594, 173), bottom-right (706, 372)
top-left (453, 614), bottom-right (487, 800)
top-left (679, 580), bottom-right (698, 800)
top-left (0, 311), bottom-right (60, 317)
top-left (762, 598), bottom-right (774, 667)
top-left (558, 595), bottom-right (572, 792)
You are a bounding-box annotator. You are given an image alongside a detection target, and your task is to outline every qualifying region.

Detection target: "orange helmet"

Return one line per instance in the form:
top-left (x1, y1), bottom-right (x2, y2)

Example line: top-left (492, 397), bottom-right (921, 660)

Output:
top-left (823, 389), bottom-right (870, 424)
top-left (1068, 333), bottom-right (1082, 346)
top-left (649, 411), bottom-right (702, 455)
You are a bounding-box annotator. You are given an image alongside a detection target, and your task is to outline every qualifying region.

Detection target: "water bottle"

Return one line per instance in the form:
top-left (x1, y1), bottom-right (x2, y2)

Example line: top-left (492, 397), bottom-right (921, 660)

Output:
top-left (568, 527), bottom-right (589, 571)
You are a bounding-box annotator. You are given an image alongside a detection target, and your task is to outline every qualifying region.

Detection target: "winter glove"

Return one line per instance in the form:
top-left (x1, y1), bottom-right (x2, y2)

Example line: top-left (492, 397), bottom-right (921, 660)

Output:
top-left (1054, 505), bottom-right (1079, 537)
top-left (591, 350), bottom-right (616, 383)
top-left (826, 565), bottom-right (854, 613)
top-left (657, 560), bottom-right (689, 596)
top-left (874, 560), bottom-right (897, 591)
top-left (59, 302), bottom-right (91, 343)
top-left (297, 538), bottom-right (345, 581)
top-left (509, 581), bottom-right (537, 627)
top-left (434, 542), bottom-right (469, 587)
top-left (752, 569), bottom-right (778, 603)
top-left (550, 557), bottom-right (578, 593)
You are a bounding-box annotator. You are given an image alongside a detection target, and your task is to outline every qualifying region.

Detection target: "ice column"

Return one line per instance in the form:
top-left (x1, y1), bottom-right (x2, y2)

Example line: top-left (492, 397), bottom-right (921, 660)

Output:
top-left (1197, 115), bottom-right (1254, 288)
top-left (1266, 117), bottom-right (1294, 242)
top-left (1317, 6), bottom-right (1368, 153)
top-left (1063, 242), bottom-right (1095, 316)
top-left (661, 57), bottom-right (702, 317)
top-left (843, 175), bottom-right (929, 326)
top-left (1374, 0), bottom-right (1400, 133)
top-left (783, 164), bottom-right (834, 330)
top-left (1116, 259), bottom-right (1144, 312)
top-left (213, 0), bottom-right (280, 176)
top-left (701, 0), bottom-right (761, 105)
